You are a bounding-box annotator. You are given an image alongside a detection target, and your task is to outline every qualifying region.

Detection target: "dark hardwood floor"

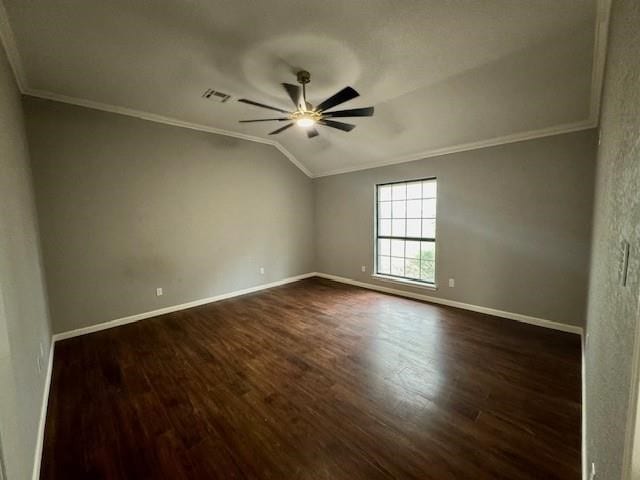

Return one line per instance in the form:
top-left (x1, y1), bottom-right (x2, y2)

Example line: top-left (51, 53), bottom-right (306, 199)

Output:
top-left (41, 277), bottom-right (581, 479)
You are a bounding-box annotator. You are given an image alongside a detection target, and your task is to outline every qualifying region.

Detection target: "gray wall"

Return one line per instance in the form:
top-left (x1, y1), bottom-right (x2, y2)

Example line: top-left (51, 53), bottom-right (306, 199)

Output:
top-left (314, 130), bottom-right (597, 327)
top-left (0, 43), bottom-right (52, 479)
top-left (584, 0), bottom-right (640, 477)
top-left (25, 97), bottom-right (315, 334)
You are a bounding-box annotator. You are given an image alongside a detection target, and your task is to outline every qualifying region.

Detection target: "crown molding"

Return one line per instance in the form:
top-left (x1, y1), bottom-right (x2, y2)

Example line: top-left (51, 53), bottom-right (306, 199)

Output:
top-left (312, 118), bottom-right (597, 178)
top-left (23, 88), bottom-right (313, 178)
top-left (589, 0), bottom-right (612, 125)
top-left (313, 0), bottom-right (611, 178)
top-left (1, 0), bottom-right (610, 180)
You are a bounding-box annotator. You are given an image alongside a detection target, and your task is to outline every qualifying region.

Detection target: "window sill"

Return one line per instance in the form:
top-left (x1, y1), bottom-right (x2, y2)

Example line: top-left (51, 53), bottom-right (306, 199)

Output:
top-left (370, 274), bottom-right (438, 291)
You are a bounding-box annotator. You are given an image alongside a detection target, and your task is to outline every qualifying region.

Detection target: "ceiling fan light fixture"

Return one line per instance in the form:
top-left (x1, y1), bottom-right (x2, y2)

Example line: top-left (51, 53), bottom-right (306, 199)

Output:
top-left (296, 115), bottom-right (316, 128)
top-left (238, 70), bottom-right (374, 138)
top-left (292, 109), bottom-right (320, 128)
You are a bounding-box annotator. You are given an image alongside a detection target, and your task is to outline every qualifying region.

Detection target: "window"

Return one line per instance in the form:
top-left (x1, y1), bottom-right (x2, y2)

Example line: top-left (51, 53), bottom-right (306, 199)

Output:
top-left (376, 178), bottom-right (437, 285)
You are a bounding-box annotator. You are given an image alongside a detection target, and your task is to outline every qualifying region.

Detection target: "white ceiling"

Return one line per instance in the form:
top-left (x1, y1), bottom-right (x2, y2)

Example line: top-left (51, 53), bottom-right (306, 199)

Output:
top-left (1, 0), bottom-right (603, 177)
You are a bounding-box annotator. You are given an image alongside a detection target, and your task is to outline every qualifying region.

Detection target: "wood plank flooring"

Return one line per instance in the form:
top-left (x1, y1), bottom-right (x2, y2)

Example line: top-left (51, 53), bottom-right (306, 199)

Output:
top-left (41, 277), bottom-right (581, 479)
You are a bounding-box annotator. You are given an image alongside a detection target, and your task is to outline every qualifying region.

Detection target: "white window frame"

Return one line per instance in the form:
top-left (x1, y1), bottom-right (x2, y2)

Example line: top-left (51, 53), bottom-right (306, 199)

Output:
top-left (372, 177), bottom-right (438, 290)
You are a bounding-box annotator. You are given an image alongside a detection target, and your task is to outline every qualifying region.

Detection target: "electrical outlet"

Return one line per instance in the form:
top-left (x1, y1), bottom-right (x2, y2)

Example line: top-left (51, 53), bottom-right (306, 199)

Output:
top-left (361, 265), bottom-right (366, 272)
top-left (589, 462), bottom-right (596, 480)
top-left (156, 287), bottom-right (163, 296)
top-left (448, 278), bottom-right (455, 288)
top-left (260, 267), bottom-right (265, 275)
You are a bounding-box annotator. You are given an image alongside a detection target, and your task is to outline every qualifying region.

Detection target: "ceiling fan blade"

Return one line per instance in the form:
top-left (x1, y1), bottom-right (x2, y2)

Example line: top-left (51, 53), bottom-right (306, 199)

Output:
top-left (282, 83), bottom-right (302, 109)
top-left (323, 106), bottom-right (374, 118)
top-left (239, 118), bottom-right (289, 122)
top-left (306, 127), bottom-right (319, 138)
top-left (238, 98), bottom-right (290, 114)
top-left (315, 86), bottom-right (359, 112)
top-left (269, 123), bottom-right (294, 135)
top-left (318, 119), bottom-right (356, 132)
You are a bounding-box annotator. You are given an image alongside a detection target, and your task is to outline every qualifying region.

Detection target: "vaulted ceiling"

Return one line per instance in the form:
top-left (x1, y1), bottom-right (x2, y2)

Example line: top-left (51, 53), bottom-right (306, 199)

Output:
top-left (1, 0), bottom-right (606, 177)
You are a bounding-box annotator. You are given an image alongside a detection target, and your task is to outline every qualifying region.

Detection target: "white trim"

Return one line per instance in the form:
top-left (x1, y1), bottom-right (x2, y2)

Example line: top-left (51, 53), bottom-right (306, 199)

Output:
top-left (313, 119), bottom-right (597, 177)
top-left (621, 288), bottom-right (640, 479)
top-left (589, 0), bottom-right (612, 125)
top-left (582, 332), bottom-right (587, 480)
top-left (36, 271), bottom-right (584, 478)
top-left (32, 341), bottom-right (54, 480)
top-left (316, 272), bottom-right (583, 335)
top-left (0, 0), bottom-right (612, 180)
top-left (271, 142), bottom-right (312, 178)
top-left (23, 91), bottom-right (597, 181)
top-left (313, 0), bottom-right (611, 179)
top-left (371, 273), bottom-right (437, 291)
top-left (22, 88), bottom-right (313, 179)
top-left (52, 272), bottom-right (316, 341)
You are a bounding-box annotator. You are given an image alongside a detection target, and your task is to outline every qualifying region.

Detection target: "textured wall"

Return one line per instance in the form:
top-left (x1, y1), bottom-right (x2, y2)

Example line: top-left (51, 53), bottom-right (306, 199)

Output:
top-left (0, 42), bottom-right (52, 479)
top-left (25, 97), bottom-right (315, 334)
top-left (584, 0), bottom-right (640, 477)
top-left (314, 130), bottom-right (597, 327)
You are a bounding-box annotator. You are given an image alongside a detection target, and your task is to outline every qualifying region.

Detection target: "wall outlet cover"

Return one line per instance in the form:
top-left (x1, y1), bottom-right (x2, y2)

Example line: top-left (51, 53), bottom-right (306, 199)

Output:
top-left (156, 287), bottom-right (163, 296)
top-left (448, 278), bottom-right (455, 287)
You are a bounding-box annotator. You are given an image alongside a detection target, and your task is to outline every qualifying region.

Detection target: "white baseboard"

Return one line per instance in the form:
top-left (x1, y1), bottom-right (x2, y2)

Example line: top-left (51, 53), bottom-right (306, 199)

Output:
top-left (315, 272), bottom-right (583, 335)
top-left (52, 272), bottom-right (317, 342)
top-left (316, 272), bottom-right (586, 475)
top-left (37, 270), bottom-right (584, 478)
top-left (32, 341), bottom-right (54, 480)
top-left (582, 333), bottom-right (587, 480)
top-left (37, 272), bottom-right (314, 478)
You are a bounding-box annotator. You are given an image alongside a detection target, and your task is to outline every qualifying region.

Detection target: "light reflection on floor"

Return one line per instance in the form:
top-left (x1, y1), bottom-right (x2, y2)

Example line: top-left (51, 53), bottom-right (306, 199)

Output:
top-left (364, 297), bottom-right (446, 410)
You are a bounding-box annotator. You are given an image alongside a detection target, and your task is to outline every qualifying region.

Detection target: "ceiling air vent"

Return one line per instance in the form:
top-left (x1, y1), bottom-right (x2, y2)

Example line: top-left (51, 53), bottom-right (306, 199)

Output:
top-left (202, 88), bottom-right (231, 103)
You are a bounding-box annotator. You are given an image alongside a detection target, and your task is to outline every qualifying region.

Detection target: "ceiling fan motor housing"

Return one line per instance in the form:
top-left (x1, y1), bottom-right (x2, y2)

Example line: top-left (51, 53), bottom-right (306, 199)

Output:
top-left (296, 70), bottom-right (311, 85)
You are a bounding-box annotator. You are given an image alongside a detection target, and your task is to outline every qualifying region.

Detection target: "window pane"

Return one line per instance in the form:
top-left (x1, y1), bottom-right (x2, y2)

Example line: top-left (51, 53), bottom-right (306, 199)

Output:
top-left (391, 257), bottom-right (405, 276)
top-left (392, 219), bottom-right (406, 236)
top-left (405, 258), bottom-right (420, 279)
top-left (378, 201), bottom-right (391, 219)
top-left (407, 219), bottom-right (421, 237)
top-left (406, 182), bottom-right (422, 199)
top-left (422, 198), bottom-right (436, 217)
top-left (376, 178), bottom-right (437, 285)
top-left (379, 185), bottom-right (392, 201)
top-left (379, 219), bottom-right (391, 236)
top-left (420, 241), bottom-right (436, 262)
top-left (391, 239), bottom-right (404, 257)
top-left (392, 184), bottom-right (406, 200)
top-left (405, 240), bottom-right (420, 259)
top-left (420, 260), bottom-right (435, 282)
top-left (392, 200), bottom-right (406, 218)
top-left (378, 256), bottom-right (391, 274)
top-left (423, 180), bottom-right (436, 198)
top-left (422, 219), bottom-right (436, 238)
top-left (406, 199), bottom-right (421, 217)
top-left (378, 238), bottom-right (391, 256)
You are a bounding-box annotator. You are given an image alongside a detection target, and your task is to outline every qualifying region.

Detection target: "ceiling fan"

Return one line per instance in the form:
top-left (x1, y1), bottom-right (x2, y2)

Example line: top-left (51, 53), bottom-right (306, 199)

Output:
top-left (238, 70), bottom-right (374, 138)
